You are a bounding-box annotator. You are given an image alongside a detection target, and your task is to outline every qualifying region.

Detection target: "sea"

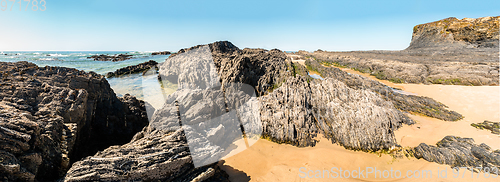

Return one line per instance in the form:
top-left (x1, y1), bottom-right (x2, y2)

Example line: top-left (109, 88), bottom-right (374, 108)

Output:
top-left (0, 51), bottom-right (174, 106)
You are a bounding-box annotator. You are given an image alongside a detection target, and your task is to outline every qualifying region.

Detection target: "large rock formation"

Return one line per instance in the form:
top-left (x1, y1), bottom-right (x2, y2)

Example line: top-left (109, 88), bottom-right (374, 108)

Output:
top-left (409, 16), bottom-right (499, 49)
top-left (157, 41), bottom-right (460, 151)
top-left (28, 39), bottom-right (471, 181)
top-left (159, 41), bottom-right (292, 95)
top-left (412, 136), bottom-right (500, 170)
top-left (259, 75), bottom-right (414, 151)
top-left (64, 87), bottom-right (237, 181)
top-left (303, 59), bottom-right (463, 121)
top-left (0, 62), bottom-right (149, 181)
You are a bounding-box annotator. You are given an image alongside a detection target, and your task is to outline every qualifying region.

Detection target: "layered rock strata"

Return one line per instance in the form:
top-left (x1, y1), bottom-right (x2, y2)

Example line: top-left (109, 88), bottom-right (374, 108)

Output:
top-left (0, 61), bottom-right (149, 181)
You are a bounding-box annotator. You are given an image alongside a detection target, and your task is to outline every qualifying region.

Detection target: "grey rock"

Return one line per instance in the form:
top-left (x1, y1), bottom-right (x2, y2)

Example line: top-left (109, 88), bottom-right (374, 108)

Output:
top-left (412, 136), bottom-right (500, 170)
top-left (471, 120), bottom-right (500, 135)
top-left (302, 58), bottom-right (463, 121)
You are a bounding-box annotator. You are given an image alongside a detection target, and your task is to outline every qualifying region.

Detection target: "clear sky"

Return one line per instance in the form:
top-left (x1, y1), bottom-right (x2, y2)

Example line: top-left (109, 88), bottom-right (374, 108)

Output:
top-left (0, 0), bottom-right (498, 51)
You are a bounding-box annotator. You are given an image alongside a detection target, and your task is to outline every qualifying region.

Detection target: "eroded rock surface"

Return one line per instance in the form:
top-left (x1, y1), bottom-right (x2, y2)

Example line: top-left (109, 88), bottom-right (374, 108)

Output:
top-left (64, 129), bottom-right (229, 182)
top-left (471, 120), bottom-right (500, 135)
top-left (412, 136), bottom-right (500, 170)
top-left (0, 61), bottom-right (149, 181)
top-left (64, 87), bottom-right (235, 181)
top-left (303, 59), bottom-right (463, 121)
top-left (159, 41), bottom-right (292, 95)
top-left (259, 75), bottom-right (413, 151)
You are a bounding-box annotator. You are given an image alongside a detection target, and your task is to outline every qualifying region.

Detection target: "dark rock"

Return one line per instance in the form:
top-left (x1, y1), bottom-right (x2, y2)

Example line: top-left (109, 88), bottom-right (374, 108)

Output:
top-left (151, 51), bottom-right (171, 55)
top-left (0, 61), bottom-right (149, 181)
top-left (106, 60), bottom-right (158, 78)
top-left (87, 54), bottom-right (133, 62)
top-left (159, 41), bottom-right (292, 95)
top-left (411, 136), bottom-right (500, 170)
top-left (64, 129), bottom-right (229, 182)
top-left (471, 120), bottom-right (500, 135)
top-left (64, 87), bottom-right (235, 181)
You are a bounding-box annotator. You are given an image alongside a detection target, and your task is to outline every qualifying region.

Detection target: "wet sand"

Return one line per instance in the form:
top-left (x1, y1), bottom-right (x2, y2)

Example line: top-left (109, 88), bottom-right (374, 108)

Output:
top-left (222, 64), bottom-right (500, 181)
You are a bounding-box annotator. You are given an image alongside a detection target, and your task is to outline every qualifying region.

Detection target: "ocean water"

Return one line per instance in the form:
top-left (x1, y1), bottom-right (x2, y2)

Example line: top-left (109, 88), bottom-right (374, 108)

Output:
top-left (0, 51), bottom-right (174, 100)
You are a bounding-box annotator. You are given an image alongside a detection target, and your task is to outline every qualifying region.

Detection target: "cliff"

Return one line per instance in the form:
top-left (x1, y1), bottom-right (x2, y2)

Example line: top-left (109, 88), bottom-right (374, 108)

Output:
top-left (408, 16), bottom-right (499, 49)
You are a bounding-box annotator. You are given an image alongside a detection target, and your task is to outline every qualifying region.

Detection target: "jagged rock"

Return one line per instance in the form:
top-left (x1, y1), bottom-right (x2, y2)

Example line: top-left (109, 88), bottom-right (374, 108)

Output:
top-left (159, 41), bottom-right (292, 95)
top-left (106, 60), bottom-right (158, 78)
top-left (258, 75), bottom-right (413, 151)
top-left (302, 59), bottom-right (463, 121)
top-left (64, 87), bottom-right (235, 181)
top-left (411, 136), bottom-right (500, 170)
top-left (309, 77), bottom-right (413, 151)
top-left (87, 54), bottom-right (133, 62)
top-left (0, 61), bottom-right (149, 181)
top-left (64, 129), bottom-right (229, 182)
top-left (471, 120), bottom-right (500, 135)
top-left (63, 39), bottom-right (468, 181)
top-left (151, 51), bottom-right (171, 55)
top-left (157, 41), bottom-right (461, 152)
top-left (259, 76), bottom-right (318, 147)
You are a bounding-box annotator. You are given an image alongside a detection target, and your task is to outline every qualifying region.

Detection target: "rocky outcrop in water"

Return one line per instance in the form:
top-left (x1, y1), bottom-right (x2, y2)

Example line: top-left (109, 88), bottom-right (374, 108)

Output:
top-left (151, 51), bottom-right (171, 55)
top-left (471, 120), bottom-right (499, 135)
top-left (87, 54), bottom-right (133, 62)
top-left (411, 136), bottom-right (500, 170)
top-left (0, 61), bottom-right (149, 181)
top-left (106, 60), bottom-right (158, 78)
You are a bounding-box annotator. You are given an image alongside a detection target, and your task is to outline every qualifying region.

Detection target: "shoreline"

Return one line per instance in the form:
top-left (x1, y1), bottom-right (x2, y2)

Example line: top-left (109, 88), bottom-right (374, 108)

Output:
top-left (221, 58), bottom-right (500, 181)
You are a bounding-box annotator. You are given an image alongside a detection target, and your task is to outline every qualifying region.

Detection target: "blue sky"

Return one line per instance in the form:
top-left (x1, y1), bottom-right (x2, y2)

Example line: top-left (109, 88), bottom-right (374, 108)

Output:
top-left (0, 0), bottom-right (498, 51)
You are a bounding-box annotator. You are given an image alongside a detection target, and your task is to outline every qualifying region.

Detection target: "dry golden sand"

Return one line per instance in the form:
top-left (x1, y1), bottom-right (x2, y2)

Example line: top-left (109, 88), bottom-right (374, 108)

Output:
top-left (221, 65), bottom-right (500, 181)
top-left (395, 84), bottom-right (500, 150)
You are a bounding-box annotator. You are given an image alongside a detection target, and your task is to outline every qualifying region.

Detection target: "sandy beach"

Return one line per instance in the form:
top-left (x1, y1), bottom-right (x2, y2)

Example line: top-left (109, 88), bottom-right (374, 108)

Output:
top-left (221, 64), bottom-right (500, 181)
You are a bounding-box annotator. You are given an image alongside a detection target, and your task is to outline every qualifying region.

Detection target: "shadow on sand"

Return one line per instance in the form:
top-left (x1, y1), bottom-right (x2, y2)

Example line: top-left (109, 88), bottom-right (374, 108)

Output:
top-left (218, 160), bottom-right (251, 182)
